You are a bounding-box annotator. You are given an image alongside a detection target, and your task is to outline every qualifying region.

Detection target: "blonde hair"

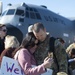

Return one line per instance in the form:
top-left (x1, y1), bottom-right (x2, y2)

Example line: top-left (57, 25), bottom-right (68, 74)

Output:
top-left (5, 35), bottom-right (20, 49)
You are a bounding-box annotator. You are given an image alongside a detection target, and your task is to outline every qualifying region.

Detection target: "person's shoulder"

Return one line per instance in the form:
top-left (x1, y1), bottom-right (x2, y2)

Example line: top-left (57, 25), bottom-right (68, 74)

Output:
top-left (54, 39), bottom-right (63, 48)
top-left (19, 48), bottom-right (27, 52)
top-left (54, 39), bottom-right (65, 50)
top-left (14, 48), bottom-right (30, 59)
top-left (20, 48), bottom-right (30, 55)
top-left (1, 49), bottom-right (7, 57)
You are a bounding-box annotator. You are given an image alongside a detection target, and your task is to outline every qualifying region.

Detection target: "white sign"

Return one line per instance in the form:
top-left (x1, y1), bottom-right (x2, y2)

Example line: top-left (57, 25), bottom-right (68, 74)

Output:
top-left (0, 56), bottom-right (52, 75)
top-left (1, 56), bottom-right (24, 75)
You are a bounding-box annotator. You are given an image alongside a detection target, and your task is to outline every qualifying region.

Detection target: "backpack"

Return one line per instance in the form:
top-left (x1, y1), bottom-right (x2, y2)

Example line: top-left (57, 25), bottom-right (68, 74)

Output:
top-left (49, 37), bottom-right (59, 72)
top-left (49, 37), bottom-right (72, 75)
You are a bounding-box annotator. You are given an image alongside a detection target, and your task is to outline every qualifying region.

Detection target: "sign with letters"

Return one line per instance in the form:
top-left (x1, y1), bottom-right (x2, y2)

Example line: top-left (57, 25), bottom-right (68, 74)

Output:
top-left (0, 56), bottom-right (52, 75)
top-left (1, 56), bottom-right (24, 75)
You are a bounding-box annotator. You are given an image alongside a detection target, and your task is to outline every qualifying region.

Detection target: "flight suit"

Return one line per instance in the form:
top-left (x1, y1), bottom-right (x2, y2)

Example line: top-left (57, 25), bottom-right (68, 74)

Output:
top-left (34, 34), bottom-right (68, 75)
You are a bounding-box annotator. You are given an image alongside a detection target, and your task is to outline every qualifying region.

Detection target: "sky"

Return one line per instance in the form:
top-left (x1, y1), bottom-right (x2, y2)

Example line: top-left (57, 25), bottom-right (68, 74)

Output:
top-left (1, 0), bottom-right (75, 18)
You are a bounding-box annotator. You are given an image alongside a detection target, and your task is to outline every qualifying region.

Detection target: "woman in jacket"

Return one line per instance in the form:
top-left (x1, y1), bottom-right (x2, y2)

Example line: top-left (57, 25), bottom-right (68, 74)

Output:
top-left (0, 35), bottom-right (20, 65)
top-left (13, 32), bottom-right (53, 75)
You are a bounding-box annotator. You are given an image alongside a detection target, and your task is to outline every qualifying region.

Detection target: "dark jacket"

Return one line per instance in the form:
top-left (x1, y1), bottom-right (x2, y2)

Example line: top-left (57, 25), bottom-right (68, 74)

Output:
top-left (0, 38), bottom-right (5, 55)
top-left (0, 48), bottom-right (15, 65)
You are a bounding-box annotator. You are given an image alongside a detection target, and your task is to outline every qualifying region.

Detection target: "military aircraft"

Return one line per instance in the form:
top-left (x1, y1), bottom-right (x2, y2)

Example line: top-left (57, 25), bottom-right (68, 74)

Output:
top-left (0, 2), bottom-right (75, 47)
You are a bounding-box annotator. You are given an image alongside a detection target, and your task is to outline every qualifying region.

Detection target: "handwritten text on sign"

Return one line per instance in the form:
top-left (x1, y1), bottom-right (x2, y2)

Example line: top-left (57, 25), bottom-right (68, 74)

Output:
top-left (1, 56), bottom-right (24, 75)
top-left (1, 56), bottom-right (52, 75)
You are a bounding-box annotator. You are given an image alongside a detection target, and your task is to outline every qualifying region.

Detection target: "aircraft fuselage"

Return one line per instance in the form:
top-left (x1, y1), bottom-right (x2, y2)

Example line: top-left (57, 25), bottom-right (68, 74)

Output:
top-left (0, 2), bottom-right (75, 47)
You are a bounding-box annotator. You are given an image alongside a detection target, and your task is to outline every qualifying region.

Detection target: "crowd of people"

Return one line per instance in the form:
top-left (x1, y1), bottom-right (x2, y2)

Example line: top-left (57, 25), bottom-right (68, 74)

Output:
top-left (0, 22), bottom-right (75, 75)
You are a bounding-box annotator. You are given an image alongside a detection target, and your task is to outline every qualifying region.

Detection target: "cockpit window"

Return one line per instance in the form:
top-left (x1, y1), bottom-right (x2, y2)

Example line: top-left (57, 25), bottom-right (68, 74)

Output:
top-left (6, 9), bottom-right (15, 15)
top-left (16, 9), bottom-right (24, 16)
top-left (29, 8), bottom-right (33, 11)
top-left (26, 7), bottom-right (29, 11)
top-left (25, 7), bottom-right (42, 20)
top-left (33, 8), bottom-right (38, 12)
top-left (2, 10), bottom-right (7, 16)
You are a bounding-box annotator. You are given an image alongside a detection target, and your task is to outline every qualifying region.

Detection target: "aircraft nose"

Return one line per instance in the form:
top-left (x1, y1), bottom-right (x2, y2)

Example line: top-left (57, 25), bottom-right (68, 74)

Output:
top-left (6, 24), bottom-right (23, 44)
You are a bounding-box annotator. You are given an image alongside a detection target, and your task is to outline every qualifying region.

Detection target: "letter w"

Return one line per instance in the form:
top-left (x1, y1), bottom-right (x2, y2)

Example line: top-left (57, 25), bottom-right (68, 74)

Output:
top-left (6, 62), bottom-right (14, 72)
